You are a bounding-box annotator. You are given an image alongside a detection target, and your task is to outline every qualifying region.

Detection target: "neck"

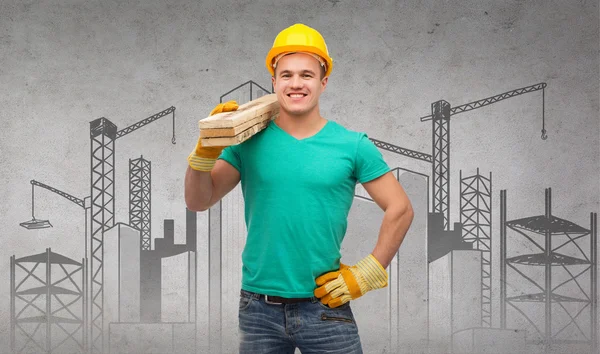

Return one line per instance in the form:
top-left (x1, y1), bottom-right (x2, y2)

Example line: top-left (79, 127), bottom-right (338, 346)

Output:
top-left (275, 105), bottom-right (325, 134)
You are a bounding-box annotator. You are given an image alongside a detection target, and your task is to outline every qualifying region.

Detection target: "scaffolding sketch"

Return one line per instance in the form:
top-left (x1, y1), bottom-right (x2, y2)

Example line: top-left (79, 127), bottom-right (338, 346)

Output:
top-left (10, 249), bottom-right (87, 354)
top-left (460, 169), bottom-right (492, 328)
top-left (129, 156), bottom-right (152, 251)
top-left (500, 188), bottom-right (597, 353)
top-left (18, 105), bottom-right (176, 354)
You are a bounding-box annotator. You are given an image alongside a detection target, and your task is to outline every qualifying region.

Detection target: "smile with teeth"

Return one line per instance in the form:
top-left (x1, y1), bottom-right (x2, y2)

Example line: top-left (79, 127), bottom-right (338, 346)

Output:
top-left (288, 93), bottom-right (307, 98)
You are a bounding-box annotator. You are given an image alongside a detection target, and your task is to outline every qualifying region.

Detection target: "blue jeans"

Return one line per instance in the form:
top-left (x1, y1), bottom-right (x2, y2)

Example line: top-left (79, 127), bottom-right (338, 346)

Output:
top-left (238, 289), bottom-right (363, 354)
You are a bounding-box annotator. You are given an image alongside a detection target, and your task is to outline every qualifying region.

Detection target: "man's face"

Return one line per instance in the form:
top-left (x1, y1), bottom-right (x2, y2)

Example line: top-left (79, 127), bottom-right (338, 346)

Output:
top-left (271, 53), bottom-right (328, 117)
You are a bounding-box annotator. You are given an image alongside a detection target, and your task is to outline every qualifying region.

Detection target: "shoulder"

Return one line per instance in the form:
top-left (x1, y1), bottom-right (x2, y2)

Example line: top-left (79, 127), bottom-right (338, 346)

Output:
top-left (326, 120), bottom-right (367, 142)
top-left (228, 120), bottom-right (273, 150)
top-left (327, 121), bottom-right (374, 154)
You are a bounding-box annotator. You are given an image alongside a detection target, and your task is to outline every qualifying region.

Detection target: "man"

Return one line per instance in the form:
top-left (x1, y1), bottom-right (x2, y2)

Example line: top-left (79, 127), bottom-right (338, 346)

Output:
top-left (185, 23), bottom-right (414, 354)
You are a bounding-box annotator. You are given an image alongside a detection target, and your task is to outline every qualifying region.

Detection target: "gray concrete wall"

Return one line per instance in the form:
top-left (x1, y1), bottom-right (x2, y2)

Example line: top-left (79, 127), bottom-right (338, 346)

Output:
top-left (1, 0), bottom-right (598, 353)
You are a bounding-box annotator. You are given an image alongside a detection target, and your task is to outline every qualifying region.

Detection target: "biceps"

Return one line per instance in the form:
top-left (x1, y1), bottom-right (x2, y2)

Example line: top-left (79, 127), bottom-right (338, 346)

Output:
top-left (209, 159), bottom-right (241, 206)
top-left (362, 172), bottom-right (410, 211)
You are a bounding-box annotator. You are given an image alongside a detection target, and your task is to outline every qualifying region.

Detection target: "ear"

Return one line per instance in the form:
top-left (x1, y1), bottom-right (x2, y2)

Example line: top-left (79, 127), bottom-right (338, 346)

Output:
top-left (271, 76), bottom-right (276, 92)
top-left (321, 76), bottom-right (329, 91)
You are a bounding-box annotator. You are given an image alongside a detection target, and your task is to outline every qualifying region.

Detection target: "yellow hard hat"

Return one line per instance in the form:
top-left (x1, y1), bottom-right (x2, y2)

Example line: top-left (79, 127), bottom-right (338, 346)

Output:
top-left (265, 23), bottom-right (334, 77)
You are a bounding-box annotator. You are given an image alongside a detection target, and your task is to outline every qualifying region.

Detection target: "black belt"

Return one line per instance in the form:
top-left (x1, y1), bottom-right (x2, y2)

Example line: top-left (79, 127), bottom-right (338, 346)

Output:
top-left (241, 290), bottom-right (313, 304)
top-left (243, 290), bottom-right (312, 304)
top-left (262, 294), bottom-right (312, 304)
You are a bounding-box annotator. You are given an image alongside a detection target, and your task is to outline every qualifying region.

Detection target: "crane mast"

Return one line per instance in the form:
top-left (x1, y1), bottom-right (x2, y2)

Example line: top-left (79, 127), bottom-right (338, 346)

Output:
top-left (89, 106), bottom-right (175, 354)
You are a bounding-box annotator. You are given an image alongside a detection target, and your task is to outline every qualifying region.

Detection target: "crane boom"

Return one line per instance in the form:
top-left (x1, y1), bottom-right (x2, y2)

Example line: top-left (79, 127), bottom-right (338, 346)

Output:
top-left (116, 106), bottom-right (176, 142)
top-left (31, 180), bottom-right (85, 209)
top-left (369, 138), bottom-right (432, 162)
top-left (421, 82), bottom-right (548, 231)
top-left (420, 83), bottom-right (547, 121)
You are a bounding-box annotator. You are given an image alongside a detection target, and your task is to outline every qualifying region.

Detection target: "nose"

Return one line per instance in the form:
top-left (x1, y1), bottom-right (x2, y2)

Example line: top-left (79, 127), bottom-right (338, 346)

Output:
top-left (290, 75), bottom-right (303, 89)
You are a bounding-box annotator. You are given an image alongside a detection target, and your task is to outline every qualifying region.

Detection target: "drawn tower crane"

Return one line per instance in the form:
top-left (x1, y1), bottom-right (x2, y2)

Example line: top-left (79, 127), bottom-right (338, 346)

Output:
top-left (417, 82), bottom-right (548, 329)
top-left (420, 82), bottom-right (547, 231)
top-left (369, 82), bottom-right (547, 333)
top-left (370, 84), bottom-right (547, 211)
top-left (20, 179), bottom-right (92, 256)
top-left (20, 180), bottom-right (91, 229)
top-left (371, 83), bottom-right (547, 223)
top-left (19, 180), bottom-right (91, 351)
top-left (88, 106), bottom-right (175, 354)
top-left (20, 107), bottom-right (176, 353)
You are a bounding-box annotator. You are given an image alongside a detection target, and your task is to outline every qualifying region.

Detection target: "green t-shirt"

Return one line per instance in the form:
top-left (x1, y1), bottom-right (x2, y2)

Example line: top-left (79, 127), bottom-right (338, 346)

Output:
top-left (218, 119), bottom-right (390, 297)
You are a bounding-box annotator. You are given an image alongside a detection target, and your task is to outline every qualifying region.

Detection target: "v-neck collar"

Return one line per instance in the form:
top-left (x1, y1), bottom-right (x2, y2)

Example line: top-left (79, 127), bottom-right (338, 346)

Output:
top-left (270, 119), bottom-right (331, 142)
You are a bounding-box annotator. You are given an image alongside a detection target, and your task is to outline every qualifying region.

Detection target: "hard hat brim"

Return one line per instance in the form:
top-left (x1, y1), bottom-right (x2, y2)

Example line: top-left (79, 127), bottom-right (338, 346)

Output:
top-left (266, 45), bottom-right (333, 77)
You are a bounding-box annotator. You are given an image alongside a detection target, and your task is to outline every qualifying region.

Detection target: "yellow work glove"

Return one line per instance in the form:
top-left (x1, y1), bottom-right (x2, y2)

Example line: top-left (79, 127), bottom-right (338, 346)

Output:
top-left (187, 100), bottom-right (239, 171)
top-left (314, 254), bottom-right (388, 308)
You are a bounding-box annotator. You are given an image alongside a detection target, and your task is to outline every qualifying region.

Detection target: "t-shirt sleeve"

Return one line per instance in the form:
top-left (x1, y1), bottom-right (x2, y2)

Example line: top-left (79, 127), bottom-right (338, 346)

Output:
top-left (217, 144), bottom-right (242, 173)
top-left (354, 133), bottom-right (391, 183)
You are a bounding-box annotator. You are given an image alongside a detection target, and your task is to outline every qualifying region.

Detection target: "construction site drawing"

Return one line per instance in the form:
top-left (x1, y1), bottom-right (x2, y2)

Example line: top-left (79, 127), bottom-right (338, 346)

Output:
top-left (7, 77), bottom-right (598, 354)
top-left (10, 105), bottom-right (192, 354)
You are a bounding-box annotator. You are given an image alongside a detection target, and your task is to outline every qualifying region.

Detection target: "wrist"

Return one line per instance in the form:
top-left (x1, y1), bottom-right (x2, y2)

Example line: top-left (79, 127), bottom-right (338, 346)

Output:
top-left (187, 151), bottom-right (217, 171)
top-left (351, 254), bottom-right (388, 293)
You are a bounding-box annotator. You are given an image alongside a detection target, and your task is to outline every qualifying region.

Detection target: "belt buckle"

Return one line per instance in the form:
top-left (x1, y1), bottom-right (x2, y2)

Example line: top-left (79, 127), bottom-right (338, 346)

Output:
top-left (264, 295), bottom-right (282, 305)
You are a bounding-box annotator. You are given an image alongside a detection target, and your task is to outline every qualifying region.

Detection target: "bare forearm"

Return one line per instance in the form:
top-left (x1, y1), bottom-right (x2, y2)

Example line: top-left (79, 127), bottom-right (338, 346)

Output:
top-left (184, 165), bottom-right (213, 211)
top-left (371, 204), bottom-right (414, 269)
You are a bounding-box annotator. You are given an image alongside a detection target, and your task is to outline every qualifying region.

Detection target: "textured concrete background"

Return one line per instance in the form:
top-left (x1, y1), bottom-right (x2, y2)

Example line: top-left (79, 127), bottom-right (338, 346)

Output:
top-left (0, 0), bottom-right (598, 353)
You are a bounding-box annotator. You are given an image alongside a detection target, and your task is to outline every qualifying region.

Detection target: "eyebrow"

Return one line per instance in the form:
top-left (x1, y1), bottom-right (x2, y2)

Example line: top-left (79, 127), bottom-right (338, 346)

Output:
top-left (279, 69), bottom-right (317, 76)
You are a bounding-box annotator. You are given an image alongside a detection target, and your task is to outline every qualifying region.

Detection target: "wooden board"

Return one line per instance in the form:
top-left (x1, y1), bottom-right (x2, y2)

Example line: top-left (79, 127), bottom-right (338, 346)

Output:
top-left (200, 119), bottom-right (271, 146)
top-left (197, 93), bottom-right (280, 146)
top-left (199, 110), bottom-right (275, 138)
top-left (198, 93), bottom-right (279, 129)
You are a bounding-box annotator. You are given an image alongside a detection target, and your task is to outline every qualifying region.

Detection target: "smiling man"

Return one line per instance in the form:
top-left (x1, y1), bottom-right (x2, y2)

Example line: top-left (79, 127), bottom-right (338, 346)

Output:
top-left (185, 23), bottom-right (414, 354)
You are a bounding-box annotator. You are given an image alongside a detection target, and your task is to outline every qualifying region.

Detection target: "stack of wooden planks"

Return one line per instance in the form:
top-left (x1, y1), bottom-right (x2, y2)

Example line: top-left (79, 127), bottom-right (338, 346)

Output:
top-left (198, 93), bottom-right (279, 146)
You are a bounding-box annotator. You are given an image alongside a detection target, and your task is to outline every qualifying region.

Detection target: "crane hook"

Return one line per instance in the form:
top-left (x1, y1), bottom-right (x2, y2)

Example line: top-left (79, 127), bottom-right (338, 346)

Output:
top-left (541, 88), bottom-right (547, 140)
top-left (172, 110), bottom-right (177, 144)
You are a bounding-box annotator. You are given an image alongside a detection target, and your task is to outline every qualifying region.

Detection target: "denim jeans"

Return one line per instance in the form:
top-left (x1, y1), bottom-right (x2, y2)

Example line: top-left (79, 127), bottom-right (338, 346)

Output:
top-left (238, 289), bottom-right (363, 354)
